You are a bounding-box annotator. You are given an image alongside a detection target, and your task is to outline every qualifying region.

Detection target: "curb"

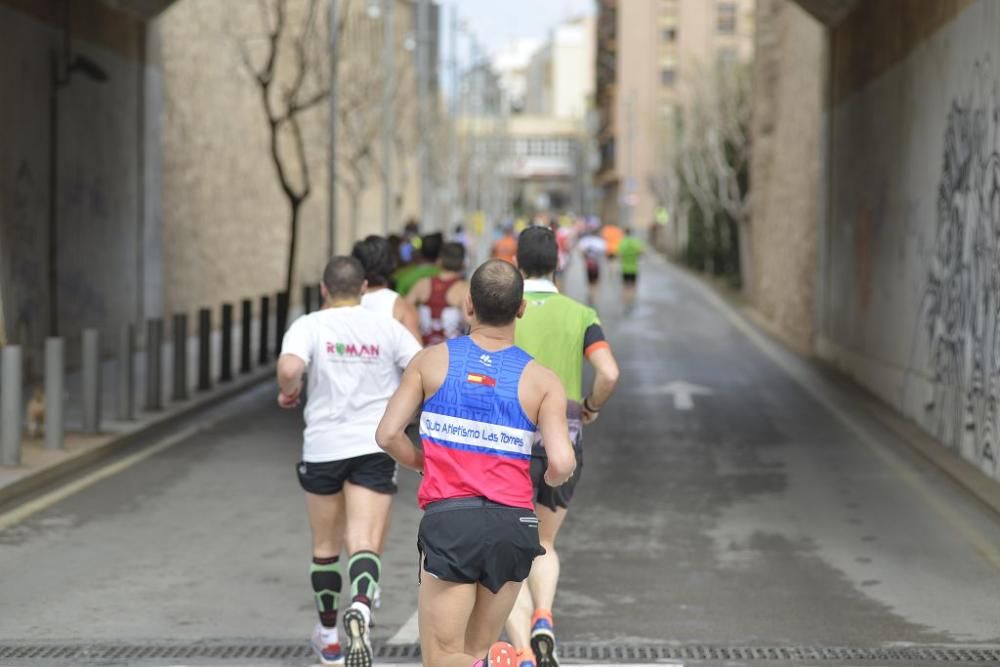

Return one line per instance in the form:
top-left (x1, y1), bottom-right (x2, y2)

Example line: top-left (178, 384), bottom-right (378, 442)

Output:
top-left (0, 367), bottom-right (273, 511)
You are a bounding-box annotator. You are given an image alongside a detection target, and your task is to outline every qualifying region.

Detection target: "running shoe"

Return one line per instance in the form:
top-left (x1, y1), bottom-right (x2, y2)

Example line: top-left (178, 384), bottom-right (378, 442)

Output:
top-left (530, 610), bottom-right (558, 667)
top-left (342, 602), bottom-right (373, 667)
top-left (310, 624), bottom-right (344, 665)
top-left (487, 641), bottom-right (517, 667)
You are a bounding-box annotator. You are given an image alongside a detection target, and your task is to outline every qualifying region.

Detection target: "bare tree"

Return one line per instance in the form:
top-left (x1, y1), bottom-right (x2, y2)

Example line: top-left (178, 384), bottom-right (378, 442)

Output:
top-left (653, 58), bottom-right (752, 280)
top-left (238, 0), bottom-right (329, 298)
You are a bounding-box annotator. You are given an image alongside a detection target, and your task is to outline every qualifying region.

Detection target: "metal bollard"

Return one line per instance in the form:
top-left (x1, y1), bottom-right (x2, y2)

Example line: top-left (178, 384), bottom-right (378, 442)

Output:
top-left (220, 303), bottom-right (233, 382)
top-left (198, 307), bottom-right (212, 391)
top-left (172, 313), bottom-right (188, 401)
top-left (258, 295), bottom-right (270, 365)
top-left (1, 345), bottom-right (23, 466)
top-left (275, 292), bottom-right (289, 360)
top-left (145, 318), bottom-right (163, 411)
top-left (81, 328), bottom-right (101, 434)
top-left (240, 299), bottom-right (252, 373)
top-left (117, 324), bottom-right (135, 421)
top-left (45, 337), bottom-right (65, 450)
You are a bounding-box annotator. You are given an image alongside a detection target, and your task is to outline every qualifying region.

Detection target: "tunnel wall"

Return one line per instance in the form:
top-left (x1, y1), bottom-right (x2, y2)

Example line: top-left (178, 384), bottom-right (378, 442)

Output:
top-left (816, 0), bottom-right (1000, 481)
top-left (748, 0), bottom-right (825, 355)
top-left (156, 0), bottom-right (424, 319)
top-left (0, 0), bottom-right (162, 372)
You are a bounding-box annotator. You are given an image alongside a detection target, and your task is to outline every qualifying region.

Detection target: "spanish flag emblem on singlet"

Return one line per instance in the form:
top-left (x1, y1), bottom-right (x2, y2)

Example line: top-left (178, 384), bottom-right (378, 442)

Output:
top-left (466, 373), bottom-right (497, 387)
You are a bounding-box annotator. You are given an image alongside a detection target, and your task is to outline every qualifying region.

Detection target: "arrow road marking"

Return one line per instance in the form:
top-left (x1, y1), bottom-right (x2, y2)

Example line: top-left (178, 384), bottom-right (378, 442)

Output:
top-left (639, 381), bottom-right (713, 410)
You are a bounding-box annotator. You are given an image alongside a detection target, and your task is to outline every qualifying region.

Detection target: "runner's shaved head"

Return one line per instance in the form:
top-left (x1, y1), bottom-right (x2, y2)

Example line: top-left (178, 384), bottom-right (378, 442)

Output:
top-left (322, 256), bottom-right (366, 299)
top-left (470, 259), bottom-right (524, 326)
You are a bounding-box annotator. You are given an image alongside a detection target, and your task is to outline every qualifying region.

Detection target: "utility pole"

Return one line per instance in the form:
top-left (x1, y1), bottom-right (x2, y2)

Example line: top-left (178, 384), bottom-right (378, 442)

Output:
top-left (381, 0), bottom-right (395, 236)
top-left (623, 90), bottom-right (635, 230)
top-left (417, 0), bottom-right (431, 230)
top-left (328, 0), bottom-right (338, 255)
top-left (448, 6), bottom-right (459, 229)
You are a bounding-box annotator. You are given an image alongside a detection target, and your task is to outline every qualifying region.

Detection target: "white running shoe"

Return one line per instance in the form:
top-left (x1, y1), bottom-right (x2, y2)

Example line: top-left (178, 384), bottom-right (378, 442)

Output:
top-left (310, 623), bottom-right (344, 665)
top-left (342, 601), bottom-right (372, 667)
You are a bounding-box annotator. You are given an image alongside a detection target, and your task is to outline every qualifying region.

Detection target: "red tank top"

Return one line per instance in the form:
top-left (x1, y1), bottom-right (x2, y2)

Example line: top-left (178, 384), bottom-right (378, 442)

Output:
top-left (422, 276), bottom-right (461, 346)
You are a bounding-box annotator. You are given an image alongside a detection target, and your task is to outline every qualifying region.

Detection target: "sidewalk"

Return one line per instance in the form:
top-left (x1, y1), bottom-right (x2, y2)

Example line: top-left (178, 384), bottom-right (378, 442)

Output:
top-left (0, 310), bottom-right (290, 508)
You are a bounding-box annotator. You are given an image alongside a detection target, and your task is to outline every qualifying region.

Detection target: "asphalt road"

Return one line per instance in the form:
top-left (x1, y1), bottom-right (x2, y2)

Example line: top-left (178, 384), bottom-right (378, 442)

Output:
top-left (0, 251), bottom-right (998, 666)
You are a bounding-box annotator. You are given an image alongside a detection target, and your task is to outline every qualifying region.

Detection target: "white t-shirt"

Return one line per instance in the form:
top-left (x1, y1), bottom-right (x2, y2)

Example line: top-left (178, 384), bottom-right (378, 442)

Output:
top-left (281, 306), bottom-right (422, 462)
top-left (361, 288), bottom-right (400, 318)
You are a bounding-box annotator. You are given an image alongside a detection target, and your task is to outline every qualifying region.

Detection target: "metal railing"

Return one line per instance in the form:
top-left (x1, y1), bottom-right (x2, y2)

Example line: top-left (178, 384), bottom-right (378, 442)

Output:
top-left (0, 287), bottom-right (321, 466)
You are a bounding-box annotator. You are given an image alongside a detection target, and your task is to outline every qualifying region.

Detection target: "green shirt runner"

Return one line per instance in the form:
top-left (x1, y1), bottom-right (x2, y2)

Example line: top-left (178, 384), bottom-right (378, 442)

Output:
top-left (393, 263), bottom-right (440, 297)
top-left (617, 235), bottom-right (644, 276)
top-left (515, 279), bottom-right (608, 404)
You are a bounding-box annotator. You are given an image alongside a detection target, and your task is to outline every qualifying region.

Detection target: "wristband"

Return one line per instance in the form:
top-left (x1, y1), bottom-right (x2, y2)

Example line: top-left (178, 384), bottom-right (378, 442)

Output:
top-left (583, 397), bottom-right (600, 413)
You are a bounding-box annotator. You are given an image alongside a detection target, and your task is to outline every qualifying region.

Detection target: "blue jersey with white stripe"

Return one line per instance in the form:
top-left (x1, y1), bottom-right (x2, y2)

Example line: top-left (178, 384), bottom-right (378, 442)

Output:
top-left (417, 336), bottom-right (537, 509)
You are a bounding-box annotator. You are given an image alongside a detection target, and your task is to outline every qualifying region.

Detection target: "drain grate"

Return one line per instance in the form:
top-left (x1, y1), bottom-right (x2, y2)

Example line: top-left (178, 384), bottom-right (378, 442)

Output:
top-left (0, 642), bottom-right (999, 663)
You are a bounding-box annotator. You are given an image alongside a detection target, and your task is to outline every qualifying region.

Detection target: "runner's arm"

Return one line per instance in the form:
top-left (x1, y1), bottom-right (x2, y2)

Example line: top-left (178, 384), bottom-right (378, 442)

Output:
top-left (536, 370), bottom-right (576, 486)
top-left (276, 355), bottom-right (306, 408)
top-left (583, 326), bottom-right (620, 422)
top-left (276, 317), bottom-right (312, 408)
top-left (405, 277), bottom-right (431, 306)
top-left (394, 296), bottom-right (423, 342)
top-left (376, 355), bottom-right (426, 473)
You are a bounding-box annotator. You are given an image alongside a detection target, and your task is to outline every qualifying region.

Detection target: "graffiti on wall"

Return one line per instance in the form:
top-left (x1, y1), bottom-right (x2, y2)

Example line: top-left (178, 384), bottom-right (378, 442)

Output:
top-left (912, 58), bottom-right (1000, 479)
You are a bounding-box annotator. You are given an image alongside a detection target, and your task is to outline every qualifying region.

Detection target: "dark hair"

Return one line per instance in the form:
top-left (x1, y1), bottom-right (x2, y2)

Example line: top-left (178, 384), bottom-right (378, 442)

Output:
top-left (470, 259), bottom-right (524, 326)
top-left (516, 226), bottom-right (559, 278)
top-left (351, 235), bottom-right (396, 287)
top-left (421, 232), bottom-right (443, 262)
top-left (322, 256), bottom-right (366, 298)
top-left (440, 242), bottom-right (466, 272)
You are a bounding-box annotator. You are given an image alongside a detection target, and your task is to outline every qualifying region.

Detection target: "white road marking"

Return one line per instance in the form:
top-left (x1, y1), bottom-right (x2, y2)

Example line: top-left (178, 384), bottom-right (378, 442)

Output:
top-left (0, 425), bottom-right (202, 532)
top-left (640, 381), bottom-right (713, 410)
top-left (387, 608), bottom-right (420, 644)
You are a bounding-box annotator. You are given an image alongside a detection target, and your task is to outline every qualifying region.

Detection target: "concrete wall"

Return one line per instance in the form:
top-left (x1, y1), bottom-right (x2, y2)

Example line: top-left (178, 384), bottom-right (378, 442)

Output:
top-left (0, 0), bottom-right (160, 370)
top-left (748, 0), bottom-right (825, 354)
top-left (157, 0), bottom-right (422, 319)
top-left (815, 0), bottom-right (1000, 480)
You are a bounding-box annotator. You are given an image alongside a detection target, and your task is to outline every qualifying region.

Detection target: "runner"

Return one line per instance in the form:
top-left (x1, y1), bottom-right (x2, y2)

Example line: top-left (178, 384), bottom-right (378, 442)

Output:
top-left (576, 231), bottom-right (606, 308)
top-left (277, 256), bottom-right (423, 667)
top-left (375, 259), bottom-right (577, 667)
top-left (505, 226), bottom-right (621, 667)
top-left (492, 225), bottom-right (518, 264)
top-left (395, 232), bottom-right (443, 297)
top-left (353, 235), bottom-right (423, 342)
top-left (616, 228), bottom-right (645, 313)
top-left (406, 241), bottom-right (469, 345)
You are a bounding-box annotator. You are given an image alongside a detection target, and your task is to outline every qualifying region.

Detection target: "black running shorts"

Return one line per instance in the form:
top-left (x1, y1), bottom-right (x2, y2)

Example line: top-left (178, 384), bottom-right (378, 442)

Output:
top-left (622, 272), bottom-right (638, 285)
top-left (297, 453), bottom-right (398, 496)
top-left (530, 410), bottom-right (584, 512)
top-left (418, 498), bottom-right (545, 593)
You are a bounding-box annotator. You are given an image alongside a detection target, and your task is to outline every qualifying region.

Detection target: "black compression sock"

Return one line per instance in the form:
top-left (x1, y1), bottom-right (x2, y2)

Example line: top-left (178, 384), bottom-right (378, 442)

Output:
top-left (348, 550), bottom-right (381, 608)
top-left (311, 555), bottom-right (342, 628)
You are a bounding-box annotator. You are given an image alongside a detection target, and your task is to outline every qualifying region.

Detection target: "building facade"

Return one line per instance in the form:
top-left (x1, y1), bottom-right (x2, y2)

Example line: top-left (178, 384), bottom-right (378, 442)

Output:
top-left (595, 0), bottom-right (754, 230)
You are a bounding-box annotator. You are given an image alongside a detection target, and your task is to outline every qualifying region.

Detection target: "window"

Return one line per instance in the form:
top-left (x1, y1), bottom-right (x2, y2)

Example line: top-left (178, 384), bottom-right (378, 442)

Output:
top-left (717, 2), bottom-right (737, 34)
top-left (660, 67), bottom-right (676, 86)
top-left (661, 27), bottom-right (677, 42)
top-left (718, 47), bottom-right (737, 64)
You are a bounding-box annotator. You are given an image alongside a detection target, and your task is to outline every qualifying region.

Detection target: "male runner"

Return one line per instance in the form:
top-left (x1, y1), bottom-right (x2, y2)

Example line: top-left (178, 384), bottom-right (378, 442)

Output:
top-left (277, 256), bottom-right (422, 667)
top-left (395, 232), bottom-right (443, 297)
top-left (506, 226), bottom-right (620, 667)
top-left (353, 235), bottom-right (423, 341)
top-left (376, 260), bottom-right (577, 667)
top-left (492, 225), bottom-right (518, 264)
top-left (616, 228), bottom-right (645, 312)
top-left (577, 231), bottom-right (606, 308)
top-left (406, 241), bottom-right (469, 345)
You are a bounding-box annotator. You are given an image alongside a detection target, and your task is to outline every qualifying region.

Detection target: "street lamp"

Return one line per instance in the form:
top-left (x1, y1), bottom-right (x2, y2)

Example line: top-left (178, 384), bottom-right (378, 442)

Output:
top-left (48, 14), bottom-right (108, 337)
